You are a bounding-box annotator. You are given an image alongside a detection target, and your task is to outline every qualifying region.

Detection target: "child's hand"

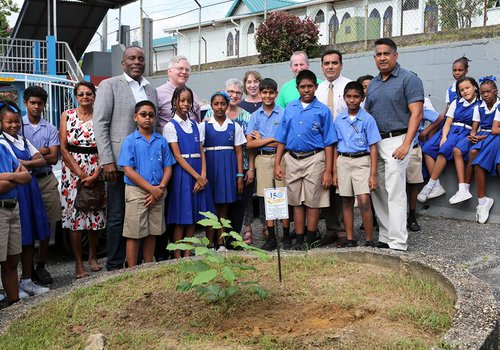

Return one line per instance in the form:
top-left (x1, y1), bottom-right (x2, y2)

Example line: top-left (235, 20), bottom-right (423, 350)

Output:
top-left (144, 194), bottom-right (157, 208)
top-left (245, 169), bottom-right (254, 184)
top-left (149, 185), bottom-right (164, 201)
top-left (467, 134), bottom-right (478, 143)
top-left (321, 171), bottom-right (332, 190)
top-left (196, 175), bottom-right (207, 187)
top-left (332, 172), bottom-right (338, 187)
top-left (418, 133), bottom-right (427, 143)
top-left (275, 164), bottom-right (285, 180)
top-left (250, 130), bottom-right (262, 140)
top-left (237, 177), bottom-right (244, 193)
top-left (369, 175), bottom-right (378, 191)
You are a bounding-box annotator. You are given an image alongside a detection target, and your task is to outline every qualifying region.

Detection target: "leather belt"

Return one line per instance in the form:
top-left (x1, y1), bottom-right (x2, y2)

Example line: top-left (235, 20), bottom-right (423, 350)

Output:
top-left (204, 146), bottom-right (234, 151)
top-left (380, 128), bottom-right (407, 139)
top-left (181, 153), bottom-right (201, 159)
top-left (0, 199), bottom-right (17, 209)
top-left (257, 149), bottom-right (276, 155)
top-left (338, 151), bottom-right (370, 158)
top-left (68, 145), bottom-right (98, 154)
top-left (34, 171), bottom-right (53, 179)
top-left (289, 149), bottom-right (323, 160)
top-left (452, 122), bottom-right (472, 130)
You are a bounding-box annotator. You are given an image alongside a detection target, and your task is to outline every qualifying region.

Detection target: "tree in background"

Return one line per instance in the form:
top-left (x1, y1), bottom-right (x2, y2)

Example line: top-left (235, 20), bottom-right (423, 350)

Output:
top-left (438, 0), bottom-right (493, 30)
top-left (255, 11), bottom-right (319, 64)
top-left (0, 0), bottom-right (19, 38)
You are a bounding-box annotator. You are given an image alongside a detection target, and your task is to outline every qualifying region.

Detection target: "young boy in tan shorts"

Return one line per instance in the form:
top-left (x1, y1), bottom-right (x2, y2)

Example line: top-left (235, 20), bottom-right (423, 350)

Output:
top-left (333, 82), bottom-right (381, 247)
top-left (274, 70), bottom-right (337, 250)
top-left (118, 101), bottom-right (175, 267)
top-left (246, 78), bottom-right (291, 250)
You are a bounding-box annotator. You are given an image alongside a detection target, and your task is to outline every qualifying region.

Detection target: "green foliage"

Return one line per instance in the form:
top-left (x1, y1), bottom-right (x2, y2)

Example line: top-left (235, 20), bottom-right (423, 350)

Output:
top-left (255, 11), bottom-right (320, 64)
top-left (167, 212), bottom-right (269, 303)
top-left (0, 0), bottom-right (19, 38)
top-left (436, 0), bottom-right (486, 30)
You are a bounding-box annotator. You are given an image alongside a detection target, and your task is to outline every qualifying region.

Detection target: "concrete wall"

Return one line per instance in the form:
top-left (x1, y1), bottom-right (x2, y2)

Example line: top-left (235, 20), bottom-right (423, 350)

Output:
top-left (148, 37), bottom-right (500, 223)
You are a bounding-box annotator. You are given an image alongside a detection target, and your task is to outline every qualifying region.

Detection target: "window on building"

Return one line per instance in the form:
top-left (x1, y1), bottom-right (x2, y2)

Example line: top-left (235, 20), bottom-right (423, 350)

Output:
top-left (341, 12), bottom-right (351, 24)
top-left (329, 14), bottom-right (339, 45)
top-left (227, 32), bottom-right (234, 57)
top-left (370, 9), bottom-right (380, 19)
top-left (235, 30), bottom-right (240, 57)
top-left (383, 6), bottom-right (393, 37)
top-left (247, 22), bottom-right (255, 34)
top-left (403, 0), bottom-right (419, 11)
top-left (314, 10), bottom-right (325, 23)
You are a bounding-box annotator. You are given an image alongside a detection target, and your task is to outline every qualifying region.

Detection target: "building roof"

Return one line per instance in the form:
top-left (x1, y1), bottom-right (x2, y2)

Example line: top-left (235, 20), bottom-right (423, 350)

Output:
top-left (225, 0), bottom-right (298, 17)
top-left (152, 37), bottom-right (177, 52)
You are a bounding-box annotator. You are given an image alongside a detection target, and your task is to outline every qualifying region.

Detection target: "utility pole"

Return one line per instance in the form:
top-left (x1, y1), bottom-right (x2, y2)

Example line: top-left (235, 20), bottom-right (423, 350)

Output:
top-left (194, 0), bottom-right (202, 70)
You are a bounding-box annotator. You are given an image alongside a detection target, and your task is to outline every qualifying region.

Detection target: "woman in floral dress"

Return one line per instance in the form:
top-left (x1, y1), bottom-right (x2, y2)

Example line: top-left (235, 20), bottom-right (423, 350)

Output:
top-left (59, 81), bottom-right (105, 278)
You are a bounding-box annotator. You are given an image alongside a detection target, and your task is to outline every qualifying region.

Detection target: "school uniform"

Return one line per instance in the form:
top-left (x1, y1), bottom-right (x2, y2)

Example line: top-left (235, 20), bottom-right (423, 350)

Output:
top-left (246, 104), bottom-right (286, 196)
top-left (335, 108), bottom-right (381, 196)
top-left (455, 99), bottom-right (500, 159)
top-left (118, 130), bottom-right (175, 239)
top-left (0, 144), bottom-right (22, 262)
top-left (274, 97), bottom-right (337, 208)
top-left (198, 117), bottom-right (246, 204)
top-left (472, 108), bottom-right (500, 175)
top-left (422, 97), bottom-right (478, 160)
top-left (0, 133), bottom-right (50, 246)
top-left (163, 116), bottom-right (215, 225)
top-left (445, 83), bottom-right (457, 105)
top-left (20, 116), bottom-right (61, 227)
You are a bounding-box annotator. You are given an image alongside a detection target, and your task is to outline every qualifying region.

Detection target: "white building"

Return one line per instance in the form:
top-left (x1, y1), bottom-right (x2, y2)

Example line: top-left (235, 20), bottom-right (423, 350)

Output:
top-left (163, 0), bottom-right (500, 66)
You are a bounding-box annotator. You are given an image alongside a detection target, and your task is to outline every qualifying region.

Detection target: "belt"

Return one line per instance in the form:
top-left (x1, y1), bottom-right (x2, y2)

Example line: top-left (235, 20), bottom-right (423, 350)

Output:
top-left (288, 149), bottom-right (323, 160)
top-left (181, 153), bottom-right (201, 159)
top-left (413, 143), bottom-right (419, 149)
top-left (380, 128), bottom-right (407, 139)
top-left (338, 151), bottom-right (370, 158)
top-left (67, 144), bottom-right (98, 154)
top-left (480, 128), bottom-right (491, 133)
top-left (34, 171), bottom-right (53, 179)
top-left (452, 122), bottom-right (472, 130)
top-left (204, 146), bottom-right (234, 151)
top-left (257, 149), bottom-right (276, 155)
top-left (0, 199), bottom-right (17, 210)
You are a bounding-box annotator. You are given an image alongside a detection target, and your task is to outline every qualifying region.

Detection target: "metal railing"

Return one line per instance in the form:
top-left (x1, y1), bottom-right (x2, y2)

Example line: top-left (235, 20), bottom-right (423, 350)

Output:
top-left (0, 37), bottom-right (84, 82)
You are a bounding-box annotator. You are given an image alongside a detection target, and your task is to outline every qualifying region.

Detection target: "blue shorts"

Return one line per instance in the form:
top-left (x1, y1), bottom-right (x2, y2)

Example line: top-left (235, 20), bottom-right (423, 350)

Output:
top-left (422, 125), bottom-right (470, 160)
top-left (472, 134), bottom-right (500, 176)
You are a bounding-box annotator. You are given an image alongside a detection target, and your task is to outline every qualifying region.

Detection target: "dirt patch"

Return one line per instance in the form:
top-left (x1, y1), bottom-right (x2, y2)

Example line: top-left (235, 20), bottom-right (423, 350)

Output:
top-left (0, 255), bottom-right (454, 349)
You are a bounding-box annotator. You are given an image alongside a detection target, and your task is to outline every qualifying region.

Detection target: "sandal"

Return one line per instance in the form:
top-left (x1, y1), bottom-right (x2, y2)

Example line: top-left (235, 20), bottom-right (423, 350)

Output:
top-left (243, 231), bottom-right (253, 244)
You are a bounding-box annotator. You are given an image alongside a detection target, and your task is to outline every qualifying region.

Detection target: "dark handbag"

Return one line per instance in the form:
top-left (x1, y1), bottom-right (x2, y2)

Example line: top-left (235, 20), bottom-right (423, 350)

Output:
top-left (74, 179), bottom-right (106, 210)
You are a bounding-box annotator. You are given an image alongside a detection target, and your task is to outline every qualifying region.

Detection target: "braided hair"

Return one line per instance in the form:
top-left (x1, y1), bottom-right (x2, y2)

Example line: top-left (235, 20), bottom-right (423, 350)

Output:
top-left (170, 86), bottom-right (195, 118)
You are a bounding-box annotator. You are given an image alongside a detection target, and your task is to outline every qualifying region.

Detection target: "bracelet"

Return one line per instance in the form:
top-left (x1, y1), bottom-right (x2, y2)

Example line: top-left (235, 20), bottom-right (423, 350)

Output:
top-left (236, 173), bottom-right (244, 177)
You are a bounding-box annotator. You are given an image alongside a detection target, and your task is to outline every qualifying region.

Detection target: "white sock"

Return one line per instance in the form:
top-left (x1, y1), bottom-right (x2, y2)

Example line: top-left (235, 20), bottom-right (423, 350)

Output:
top-left (464, 183), bottom-right (470, 191)
top-left (458, 183), bottom-right (468, 192)
top-left (478, 197), bottom-right (487, 206)
top-left (428, 179), bottom-right (437, 189)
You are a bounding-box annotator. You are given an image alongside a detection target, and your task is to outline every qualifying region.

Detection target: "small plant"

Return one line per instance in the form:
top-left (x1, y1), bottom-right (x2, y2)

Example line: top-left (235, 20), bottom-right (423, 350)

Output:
top-left (167, 212), bottom-right (269, 302)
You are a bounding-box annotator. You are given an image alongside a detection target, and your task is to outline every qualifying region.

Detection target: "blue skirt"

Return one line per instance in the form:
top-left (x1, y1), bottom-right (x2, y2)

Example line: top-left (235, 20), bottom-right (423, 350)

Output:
top-left (167, 158), bottom-right (215, 225)
top-left (472, 135), bottom-right (500, 176)
top-left (17, 178), bottom-right (50, 245)
top-left (205, 149), bottom-right (237, 204)
top-left (422, 125), bottom-right (470, 160)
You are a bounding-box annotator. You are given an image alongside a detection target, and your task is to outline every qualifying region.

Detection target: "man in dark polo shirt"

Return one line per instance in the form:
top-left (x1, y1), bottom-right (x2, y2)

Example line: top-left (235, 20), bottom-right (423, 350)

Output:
top-left (364, 38), bottom-right (423, 251)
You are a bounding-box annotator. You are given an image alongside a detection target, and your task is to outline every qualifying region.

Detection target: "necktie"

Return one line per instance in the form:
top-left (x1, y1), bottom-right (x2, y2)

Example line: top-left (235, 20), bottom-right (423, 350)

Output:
top-left (327, 82), bottom-right (334, 115)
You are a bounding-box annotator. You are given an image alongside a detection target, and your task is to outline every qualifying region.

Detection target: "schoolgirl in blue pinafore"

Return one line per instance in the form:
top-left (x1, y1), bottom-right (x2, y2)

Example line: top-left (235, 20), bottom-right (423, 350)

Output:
top-left (472, 107), bottom-right (500, 176)
top-left (167, 119), bottom-right (214, 224)
top-left (0, 135), bottom-right (50, 245)
top-left (204, 121), bottom-right (237, 204)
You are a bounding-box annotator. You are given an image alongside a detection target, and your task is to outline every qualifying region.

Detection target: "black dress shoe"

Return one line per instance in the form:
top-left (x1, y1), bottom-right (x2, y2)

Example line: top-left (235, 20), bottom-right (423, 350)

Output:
top-left (282, 238), bottom-right (293, 250)
top-left (376, 242), bottom-right (390, 249)
top-left (346, 240), bottom-right (358, 248)
top-left (319, 231), bottom-right (338, 246)
top-left (261, 239), bottom-right (277, 251)
top-left (364, 240), bottom-right (375, 247)
top-left (407, 218), bottom-right (421, 232)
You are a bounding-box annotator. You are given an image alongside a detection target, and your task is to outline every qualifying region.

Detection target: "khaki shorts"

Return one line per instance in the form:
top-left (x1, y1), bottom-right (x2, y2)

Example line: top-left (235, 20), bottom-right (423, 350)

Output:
top-left (406, 145), bottom-right (424, 184)
top-left (336, 155), bottom-right (371, 196)
top-left (36, 173), bottom-right (62, 226)
top-left (0, 204), bottom-right (22, 262)
top-left (284, 151), bottom-right (329, 208)
top-left (255, 154), bottom-right (286, 197)
top-left (123, 185), bottom-right (166, 239)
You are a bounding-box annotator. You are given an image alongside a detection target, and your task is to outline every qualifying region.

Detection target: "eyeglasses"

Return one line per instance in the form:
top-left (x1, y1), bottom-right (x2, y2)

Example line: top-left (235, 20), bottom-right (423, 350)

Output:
top-left (0, 101), bottom-right (19, 113)
top-left (227, 90), bottom-right (243, 97)
top-left (76, 92), bottom-right (94, 97)
top-left (173, 66), bottom-right (190, 73)
top-left (137, 112), bottom-right (156, 119)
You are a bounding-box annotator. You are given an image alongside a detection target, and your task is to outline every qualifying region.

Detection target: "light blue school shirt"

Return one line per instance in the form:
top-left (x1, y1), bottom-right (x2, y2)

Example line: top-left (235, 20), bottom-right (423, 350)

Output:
top-left (414, 108), bottom-right (440, 145)
top-left (21, 116), bottom-right (59, 174)
top-left (335, 108), bottom-right (381, 153)
top-left (118, 130), bottom-right (176, 186)
top-left (246, 104), bottom-right (284, 151)
top-left (274, 97), bottom-right (337, 152)
top-left (0, 144), bottom-right (19, 200)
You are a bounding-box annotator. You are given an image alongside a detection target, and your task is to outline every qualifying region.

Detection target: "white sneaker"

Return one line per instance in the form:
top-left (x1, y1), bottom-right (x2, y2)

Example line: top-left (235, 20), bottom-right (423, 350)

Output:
top-left (0, 293), bottom-right (4, 302)
top-left (19, 288), bottom-right (29, 299)
top-left (476, 197), bottom-right (494, 224)
top-left (449, 190), bottom-right (472, 204)
top-left (428, 184), bottom-right (446, 199)
top-left (417, 185), bottom-right (433, 203)
top-left (217, 246), bottom-right (228, 252)
top-left (20, 280), bottom-right (49, 296)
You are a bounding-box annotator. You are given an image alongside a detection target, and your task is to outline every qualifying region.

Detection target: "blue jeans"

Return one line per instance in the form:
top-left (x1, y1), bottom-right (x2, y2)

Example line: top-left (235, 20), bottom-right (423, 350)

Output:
top-left (105, 174), bottom-right (126, 271)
